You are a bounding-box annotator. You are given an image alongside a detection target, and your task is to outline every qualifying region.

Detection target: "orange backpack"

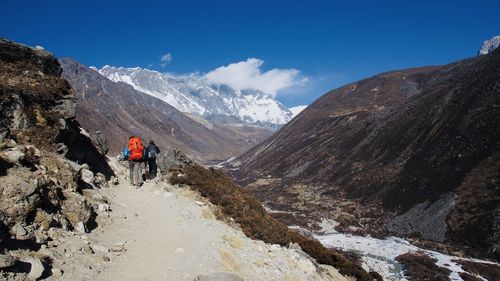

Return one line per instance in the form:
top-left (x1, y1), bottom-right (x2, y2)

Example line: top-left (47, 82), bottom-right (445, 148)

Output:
top-left (127, 137), bottom-right (144, 161)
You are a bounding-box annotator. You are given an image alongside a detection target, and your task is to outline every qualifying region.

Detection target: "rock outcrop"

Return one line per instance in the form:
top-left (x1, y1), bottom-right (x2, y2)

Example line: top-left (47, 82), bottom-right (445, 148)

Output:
top-left (0, 38), bottom-right (112, 280)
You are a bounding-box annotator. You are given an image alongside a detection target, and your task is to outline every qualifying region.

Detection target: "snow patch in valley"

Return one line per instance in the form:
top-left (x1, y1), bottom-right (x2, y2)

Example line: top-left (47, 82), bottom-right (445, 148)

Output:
top-left (301, 219), bottom-right (498, 281)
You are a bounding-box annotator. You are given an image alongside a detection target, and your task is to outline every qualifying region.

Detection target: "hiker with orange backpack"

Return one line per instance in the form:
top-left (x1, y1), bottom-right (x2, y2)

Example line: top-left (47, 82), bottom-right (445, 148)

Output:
top-left (127, 136), bottom-right (145, 187)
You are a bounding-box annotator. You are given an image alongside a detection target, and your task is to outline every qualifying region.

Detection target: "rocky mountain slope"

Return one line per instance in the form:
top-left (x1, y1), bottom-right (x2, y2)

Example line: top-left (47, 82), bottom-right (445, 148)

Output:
top-left (0, 38), bottom-right (114, 279)
top-left (60, 58), bottom-right (271, 162)
top-left (232, 47), bottom-right (500, 260)
top-left (98, 66), bottom-right (294, 129)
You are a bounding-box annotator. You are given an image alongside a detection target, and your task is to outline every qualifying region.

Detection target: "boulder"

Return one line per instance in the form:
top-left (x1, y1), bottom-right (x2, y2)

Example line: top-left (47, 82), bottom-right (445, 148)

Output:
top-left (61, 192), bottom-right (92, 230)
top-left (80, 168), bottom-right (95, 186)
top-left (25, 256), bottom-right (45, 280)
top-left (1, 148), bottom-right (25, 164)
top-left (2, 139), bottom-right (17, 148)
top-left (157, 148), bottom-right (193, 174)
top-left (91, 130), bottom-right (109, 155)
top-left (16, 225), bottom-right (28, 239)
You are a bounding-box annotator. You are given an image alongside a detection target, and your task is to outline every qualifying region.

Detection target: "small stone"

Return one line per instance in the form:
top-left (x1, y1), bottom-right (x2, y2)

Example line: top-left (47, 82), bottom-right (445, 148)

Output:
top-left (51, 267), bottom-right (63, 277)
top-left (174, 248), bottom-right (185, 254)
top-left (26, 257), bottom-right (45, 280)
top-left (103, 256), bottom-right (111, 262)
top-left (91, 244), bottom-right (109, 253)
top-left (98, 203), bottom-right (110, 213)
top-left (82, 245), bottom-right (93, 254)
top-left (270, 244), bottom-right (281, 252)
top-left (16, 225), bottom-right (28, 239)
top-left (288, 242), bottom-right (302, 251)
top-left (194, 201), bottom-right (205, 206)
top-left (0, 253), bottom-right (15, 268)
top-left (76, 222), bottom-right (87, 234)
top-left (110, 243), bottom-right (125, 252)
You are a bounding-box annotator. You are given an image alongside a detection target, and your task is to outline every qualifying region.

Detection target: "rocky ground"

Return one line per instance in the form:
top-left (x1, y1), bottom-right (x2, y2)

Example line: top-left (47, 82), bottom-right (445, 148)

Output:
top-left (1, 156), bottom-right (352, 281)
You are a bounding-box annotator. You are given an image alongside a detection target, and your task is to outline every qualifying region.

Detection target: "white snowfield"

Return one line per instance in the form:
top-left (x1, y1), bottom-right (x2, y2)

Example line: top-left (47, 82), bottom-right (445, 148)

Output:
top-left (98, 66), bottom-right (294, 126)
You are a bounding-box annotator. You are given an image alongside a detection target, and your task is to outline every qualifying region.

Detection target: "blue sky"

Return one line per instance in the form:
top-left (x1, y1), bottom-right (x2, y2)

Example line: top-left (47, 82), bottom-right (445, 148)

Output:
top-left (1, 0), bottom-right (499, 107)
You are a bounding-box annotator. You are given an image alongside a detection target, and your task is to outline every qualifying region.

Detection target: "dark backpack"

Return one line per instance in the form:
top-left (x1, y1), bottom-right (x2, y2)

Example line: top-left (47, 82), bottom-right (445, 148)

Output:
top-left (147, 145), bottom-right (157, 159)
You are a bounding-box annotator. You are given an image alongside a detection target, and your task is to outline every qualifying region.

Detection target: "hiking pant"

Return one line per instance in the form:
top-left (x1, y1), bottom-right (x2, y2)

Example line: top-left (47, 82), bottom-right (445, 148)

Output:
top-left (148, 158), bottom-right (157, 179)
top-left (129, 160), bottom-right (142, 185)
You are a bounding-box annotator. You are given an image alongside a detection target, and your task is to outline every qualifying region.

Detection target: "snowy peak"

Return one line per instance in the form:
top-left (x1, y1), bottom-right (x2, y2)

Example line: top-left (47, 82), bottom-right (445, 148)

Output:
top-left (98, 66), bottom-right (294, 127)
top-left (289, 105), bottom-right (307, 118)
top-left (478, 35), bottom-right (500, 55)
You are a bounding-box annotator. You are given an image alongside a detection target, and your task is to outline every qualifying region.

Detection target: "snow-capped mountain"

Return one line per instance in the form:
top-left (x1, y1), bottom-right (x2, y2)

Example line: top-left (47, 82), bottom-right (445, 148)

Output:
top-left (98, 66), bottom-right (294, 127)
top-left (289, 105), bottom-right (307, 117)
top-left (478, 35), bottom-right (500, 55)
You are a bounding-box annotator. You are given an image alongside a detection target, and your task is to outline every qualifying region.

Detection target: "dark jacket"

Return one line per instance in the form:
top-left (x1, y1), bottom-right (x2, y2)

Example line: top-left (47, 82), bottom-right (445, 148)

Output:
top-left (145, 144), bottom-right (160, 159)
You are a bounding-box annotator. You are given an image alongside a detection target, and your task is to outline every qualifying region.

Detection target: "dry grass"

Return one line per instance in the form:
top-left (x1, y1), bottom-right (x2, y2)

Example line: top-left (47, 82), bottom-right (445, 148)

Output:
top-left (170, 164), bottom-right (381, 280)
top-left (453, 259), bottom-right (500, 281)
top-left (201, 207), bottom-right (216, 220)
top-left (219, 249), bottom-right (240, 273)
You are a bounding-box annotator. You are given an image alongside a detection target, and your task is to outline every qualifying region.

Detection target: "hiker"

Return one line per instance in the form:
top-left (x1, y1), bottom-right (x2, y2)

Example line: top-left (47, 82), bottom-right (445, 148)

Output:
top-left (141, 146), bottom-right (149, 181)
top-left (145, 140), bottom-right (160, 179)
top-left (127, 136), bottom-right (144, 186)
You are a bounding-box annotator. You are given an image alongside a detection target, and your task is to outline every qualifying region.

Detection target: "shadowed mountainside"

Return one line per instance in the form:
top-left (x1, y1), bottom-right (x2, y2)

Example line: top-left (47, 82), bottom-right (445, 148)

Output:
top-left (233, 48), bottom-right (500, 260)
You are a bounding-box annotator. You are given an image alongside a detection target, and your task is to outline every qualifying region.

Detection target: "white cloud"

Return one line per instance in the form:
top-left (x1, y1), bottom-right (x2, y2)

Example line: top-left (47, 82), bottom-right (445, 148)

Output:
top-left (160, 53), bottom-right (172, 67)
top-left (204, 58), bottom-right (307, 97)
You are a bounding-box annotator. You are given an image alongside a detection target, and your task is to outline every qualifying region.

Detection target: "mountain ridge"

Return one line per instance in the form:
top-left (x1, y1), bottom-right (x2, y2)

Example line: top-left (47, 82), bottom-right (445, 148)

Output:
top-left (60, 57), bottom-right (272, 162)
top-left (232, 48), bottom-right (500, 260)
top-left (98, 65), bottom-right (294, 129)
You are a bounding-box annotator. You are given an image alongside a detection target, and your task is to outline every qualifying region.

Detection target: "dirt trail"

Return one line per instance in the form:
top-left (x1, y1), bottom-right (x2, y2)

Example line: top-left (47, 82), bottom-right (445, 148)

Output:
top-left (51, 167), bottom-right (349, 281)
top-left (88, 180), bottom-right (227, 281)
